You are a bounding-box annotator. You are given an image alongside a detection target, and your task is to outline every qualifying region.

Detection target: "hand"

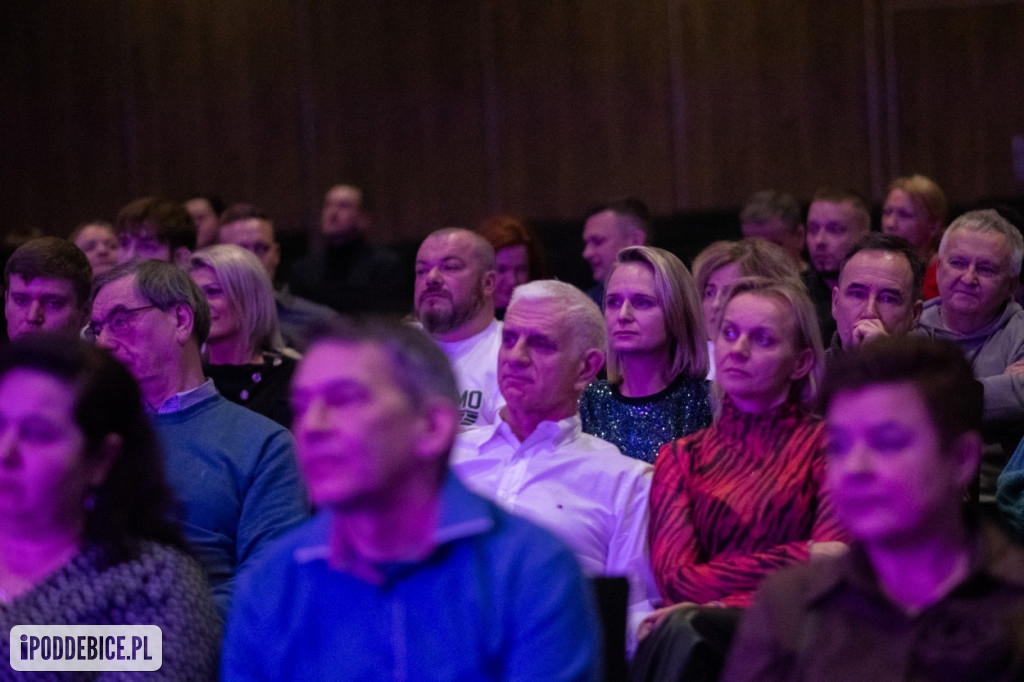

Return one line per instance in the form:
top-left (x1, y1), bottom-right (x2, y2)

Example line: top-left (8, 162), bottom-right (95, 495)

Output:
top-left (850, 319), bottom-right (888, 347)
top-left (637, 602), bottom-right (697, 641)
top-left (808, 541), bottom-right (848, 559)
top-left (1006, 358), bottom-right (1024, 378)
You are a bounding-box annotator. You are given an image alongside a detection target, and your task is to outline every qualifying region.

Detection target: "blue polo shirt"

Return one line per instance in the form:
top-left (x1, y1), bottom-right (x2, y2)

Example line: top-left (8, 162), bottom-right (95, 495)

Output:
top-left (221, 475), bottom-right (600, 681)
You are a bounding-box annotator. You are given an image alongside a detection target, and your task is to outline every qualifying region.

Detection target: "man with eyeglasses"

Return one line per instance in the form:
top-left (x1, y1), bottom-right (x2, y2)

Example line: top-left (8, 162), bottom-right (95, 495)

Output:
top-left (217, 202), bottom-right (338, 352)
top-left (88, 259), bottom-right (309, 616)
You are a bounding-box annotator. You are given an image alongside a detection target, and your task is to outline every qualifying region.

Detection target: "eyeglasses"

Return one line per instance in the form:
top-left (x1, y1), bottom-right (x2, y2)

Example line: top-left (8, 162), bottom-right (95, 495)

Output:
top-left (83, 305), bottom-right (157, 342)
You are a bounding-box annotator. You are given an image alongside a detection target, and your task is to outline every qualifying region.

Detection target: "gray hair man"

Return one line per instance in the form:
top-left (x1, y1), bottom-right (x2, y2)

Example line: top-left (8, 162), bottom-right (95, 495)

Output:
top-left (89, 259), bottom-right (308, 614)
top-left (451, 279), bottom-right (657, 653)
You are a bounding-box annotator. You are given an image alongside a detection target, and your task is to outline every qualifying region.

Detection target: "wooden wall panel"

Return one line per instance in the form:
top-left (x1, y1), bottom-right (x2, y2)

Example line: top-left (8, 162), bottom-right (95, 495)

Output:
top-left (490, 1), bottom-right (677, 219)
top-left (2, 1), bottom-right (1022, 248)
top-left (884, 1), bottom-right (1024, 204)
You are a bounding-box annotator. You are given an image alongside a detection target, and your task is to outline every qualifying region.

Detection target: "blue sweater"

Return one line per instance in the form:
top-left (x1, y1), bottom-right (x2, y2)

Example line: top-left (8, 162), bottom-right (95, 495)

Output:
top-left (152, 390), bottom-right (309, 615)
top-left (222, 475), bottom-right (601, 681)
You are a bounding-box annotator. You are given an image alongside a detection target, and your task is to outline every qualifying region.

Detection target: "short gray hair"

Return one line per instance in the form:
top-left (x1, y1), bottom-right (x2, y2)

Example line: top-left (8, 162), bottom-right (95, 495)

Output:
top-left (509, 279), bottom-right (606, 354)
top-left (939, 209), bottom-right (1024, 278)
top-left (92, 259), bottom-right (211, 345)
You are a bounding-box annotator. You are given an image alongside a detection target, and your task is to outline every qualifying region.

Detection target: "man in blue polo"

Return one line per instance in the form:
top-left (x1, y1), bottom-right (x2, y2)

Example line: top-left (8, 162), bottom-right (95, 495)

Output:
top-left (222, 318), bottom-right (599, 681)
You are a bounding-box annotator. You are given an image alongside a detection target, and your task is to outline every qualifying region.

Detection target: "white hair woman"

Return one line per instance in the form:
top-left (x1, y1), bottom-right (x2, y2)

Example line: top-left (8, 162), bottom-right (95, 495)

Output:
top-left (190, 244), bottom-right (297, 427)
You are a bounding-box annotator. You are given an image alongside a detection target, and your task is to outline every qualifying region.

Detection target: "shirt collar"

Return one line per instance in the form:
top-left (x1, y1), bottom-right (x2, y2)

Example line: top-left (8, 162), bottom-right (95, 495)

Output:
top-left (481, 412), bottom-right (583, 453)
top-left (151, 378), bottom-right (217, 414)
top-left (294, 474), bottom-right (495, 567)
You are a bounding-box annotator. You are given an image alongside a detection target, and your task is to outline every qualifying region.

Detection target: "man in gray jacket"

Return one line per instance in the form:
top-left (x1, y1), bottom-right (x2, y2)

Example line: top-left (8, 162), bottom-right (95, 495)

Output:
top-left (916, 209), bottom-right (1024, 499)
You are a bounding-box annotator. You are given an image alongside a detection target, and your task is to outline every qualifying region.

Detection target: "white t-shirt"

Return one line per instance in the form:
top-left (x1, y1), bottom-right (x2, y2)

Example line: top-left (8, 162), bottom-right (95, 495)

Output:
top-left (436, 319), bottom-right (504, 428)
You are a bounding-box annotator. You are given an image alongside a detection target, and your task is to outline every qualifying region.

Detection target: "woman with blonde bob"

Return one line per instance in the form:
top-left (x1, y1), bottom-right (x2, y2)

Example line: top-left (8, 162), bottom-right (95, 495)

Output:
top-left (692, 239), bottom-right (802, 380)
top-left (632, 278), bottom-right (846, 680)
top-left (882, 174), bottom-right (948, 299)
top-left (190, 244), bottom-right (297, 427)
top-left (579, 246), bottom-right (712, 463)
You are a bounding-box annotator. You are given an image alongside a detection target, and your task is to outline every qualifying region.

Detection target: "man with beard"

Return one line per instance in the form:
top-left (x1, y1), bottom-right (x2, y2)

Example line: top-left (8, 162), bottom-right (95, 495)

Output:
top-left (415, 228), bottom-right (503, 427)
top-left (804, 188), bottom-right (871, 343)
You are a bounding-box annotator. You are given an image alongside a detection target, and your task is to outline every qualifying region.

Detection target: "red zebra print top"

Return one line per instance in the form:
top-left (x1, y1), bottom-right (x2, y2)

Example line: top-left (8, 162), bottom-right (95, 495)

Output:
top-left (649, 396), bottom-right (847, 607)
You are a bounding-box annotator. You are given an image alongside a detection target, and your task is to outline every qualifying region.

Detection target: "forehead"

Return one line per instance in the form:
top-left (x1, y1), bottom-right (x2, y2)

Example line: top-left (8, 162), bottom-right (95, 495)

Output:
top-left (583, 211), bottom-right (628, 240)
top-left (723, 291), bottom-right (790, 327)
top-left (808, 200), bottom-right (859, 225)
top-left (741, 217), bottom-right (792, 237)
top-left (186, 198), bottom-right (215, 215)
top-left (92, 274), bottom-right (145, 313)
top-left (840, 250), bottom-right (913, 288)
top-left (884, 189), bottom-right (916, 209)
top-left (417, 232), bottom-right (480, 264)
top-left (324, 186), bottom-right (361, 207)
top-left (496, 244), bottom-right (528, 264)
top-left (75, 224), bottom-right (116, 242)
top-left (221, 218), bottom-right (273, 244)
top-left (504, 298), bottom-right (566, 337)
top-left (0, 368), bottom-right (76, 415)
top-left (944, 229), bottom-right (1011, 261)
top-left (608, 261), bottom-right (656, 291)
top-left (189, 266), bottom-right (220, 286)
top-left (7, 275), bottom-right (76, 298)
top-left (294, 340), bottom-right (396, 391)
top-left (828, 382), bottom-right (933, 430)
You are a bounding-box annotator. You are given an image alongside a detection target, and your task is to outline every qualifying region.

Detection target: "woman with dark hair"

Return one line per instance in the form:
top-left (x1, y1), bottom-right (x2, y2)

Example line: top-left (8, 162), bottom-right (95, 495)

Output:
top-left (0, 335), bottom-right (219, 678)
top-left (477, 215), bottom-right (547, 318)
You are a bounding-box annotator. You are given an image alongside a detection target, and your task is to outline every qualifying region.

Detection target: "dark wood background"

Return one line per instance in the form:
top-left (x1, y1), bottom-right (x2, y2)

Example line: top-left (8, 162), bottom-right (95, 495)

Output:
top-left (3, 0), bottom-right (1023, 257)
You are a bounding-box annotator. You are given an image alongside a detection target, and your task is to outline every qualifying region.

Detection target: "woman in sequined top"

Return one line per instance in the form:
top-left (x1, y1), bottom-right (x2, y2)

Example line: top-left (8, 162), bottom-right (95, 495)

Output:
top-left (190, 244), bottom-right (297, 427)
top-left (579, 246), bottom-right (712, 463)
top-left (0, 335), bottom-right (220, 679)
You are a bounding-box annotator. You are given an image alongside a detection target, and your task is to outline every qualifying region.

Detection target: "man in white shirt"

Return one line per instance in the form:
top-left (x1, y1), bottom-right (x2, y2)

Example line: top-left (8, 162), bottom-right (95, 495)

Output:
top-left (450, 279), bottom-right (657, 652)
top-left (415, 228), bottom-right (503, 427)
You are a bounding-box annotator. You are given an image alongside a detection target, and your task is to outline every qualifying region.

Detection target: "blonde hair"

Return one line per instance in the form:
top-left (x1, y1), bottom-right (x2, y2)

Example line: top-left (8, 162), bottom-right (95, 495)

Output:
top-left (189, 244), bottom-right (285, 357)
top-left (718, 277), bottom-right (824, 410)
top-left (604, 246), bottom-right (708, 383)
top-left (693, 239), bottom-right (802, 299)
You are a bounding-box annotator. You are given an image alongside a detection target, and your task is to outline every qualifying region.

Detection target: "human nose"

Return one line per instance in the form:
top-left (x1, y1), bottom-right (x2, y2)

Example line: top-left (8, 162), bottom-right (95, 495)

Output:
top-left (26, 300), bottom-right (44, 323)
top-left (295, 397), bottom-right (331, 436)
top-left (505, 337), bottom-right (531, 365)
top-left (962, 263), bottom-right (980, 285)
top-left (93, 325), bottom-right (117, 349)
top-left (0, 427), bottom-right (18, 467)
top-left (618, 300), bottom-right (635, 320)
top-left (863, 295), bottom-right (880, 319)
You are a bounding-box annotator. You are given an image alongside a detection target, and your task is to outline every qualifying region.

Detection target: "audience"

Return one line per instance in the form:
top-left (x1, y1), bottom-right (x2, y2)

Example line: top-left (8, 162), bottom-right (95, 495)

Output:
top-left (581, 198), bottom-right (649, 307)
top-left (190, 244), bottom-right (297, 428)
top-left (693, 239), bottom-right (802, 379)
top-left (916, 209), bottom-right (1024, 495)
top-left (4, 237), bottom-right (91, 340)
top-left (415, 228), bottom-right (503, 427)
top-left (579, 246), bottom-right (712, 463)
top-left (828, 233), bottom-right (924, 358)
top-left (634, 278), bottom-right (846, 681)
top-left (114, 196), bottom-right (197, 267)
top-left (88, 259), bottom-right (308, 614)
top-left (287, 184), bottom-right (410, 315)
top-left (881, 174), bottom-right (947, 299)
top-left (451, 279), bottom-right (656, 652)
top-left (804, 188), bottom-right (872, 342)
top-left (477, 214), bottom-right (546, 319)
top-left (724, 337), bottom-right (1024, 682)
top-left (739, 190), bottom-right (808, 272)
top-left (218, 202), bottom-right (338, 351)
top-left (70, 220), bottom-right (119, 278)
top-left (222, 318), bottom-right (600, 680)
top-left (0, 335), bottom-right (219, 677)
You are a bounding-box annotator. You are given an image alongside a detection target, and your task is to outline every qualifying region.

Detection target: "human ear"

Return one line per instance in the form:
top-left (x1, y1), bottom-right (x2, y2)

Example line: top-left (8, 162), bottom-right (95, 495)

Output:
top-left (413, 400), bottom-right (459, 462)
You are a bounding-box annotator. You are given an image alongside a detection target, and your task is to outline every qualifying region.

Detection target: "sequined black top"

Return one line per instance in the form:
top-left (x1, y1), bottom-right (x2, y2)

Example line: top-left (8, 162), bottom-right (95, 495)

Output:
top-left (578, 374), bottom-right (712, 464)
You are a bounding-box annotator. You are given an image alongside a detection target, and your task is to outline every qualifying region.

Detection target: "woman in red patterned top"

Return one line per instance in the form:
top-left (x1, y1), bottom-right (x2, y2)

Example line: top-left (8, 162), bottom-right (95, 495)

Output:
top-left (640, 277), bottom-right (848, 641)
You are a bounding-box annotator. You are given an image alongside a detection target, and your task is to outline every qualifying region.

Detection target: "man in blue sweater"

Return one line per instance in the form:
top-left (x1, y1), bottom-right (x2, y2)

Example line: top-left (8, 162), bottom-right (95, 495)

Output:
top-left (88, 259), bottom-right (308, 615)
top-left (222, 317), bottom-right (599, 681)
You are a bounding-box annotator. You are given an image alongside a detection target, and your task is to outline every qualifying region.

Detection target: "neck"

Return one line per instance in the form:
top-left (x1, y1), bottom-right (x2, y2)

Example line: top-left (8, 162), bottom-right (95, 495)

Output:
top-left (0, 522), bottom-right (81, 593)
top-left (206, 336), bottom-right (262, 365)
top-left (432, 311), bottom-right (494, 344)
top-left (328, 478), bottom-right (440, 582)
top-left (141, 350), bottom-right (207, 409)
top-left (501, 402), bottom-right (576, 442)
top-left (864, 518), bottom-right (972, 613)
top-left (941, 304), bottom-right (1005, 335)
top-left (728, 389), bottom-right (790, 414)
top-left (618, 354), bottom-right (674, 398)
